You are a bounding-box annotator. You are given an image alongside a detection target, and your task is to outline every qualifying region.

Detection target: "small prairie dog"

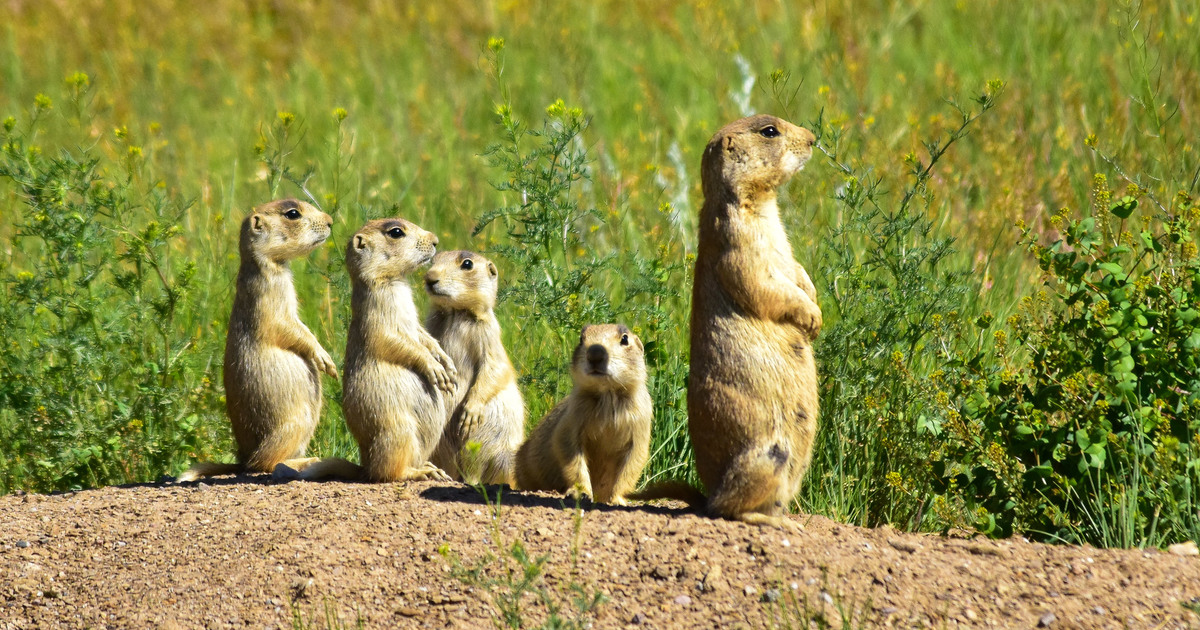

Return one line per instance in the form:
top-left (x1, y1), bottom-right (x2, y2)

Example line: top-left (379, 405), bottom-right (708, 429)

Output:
top-left (635, 115), bottom-right (820, 530)
top-left (424, 251), bottom-right (525, 486)
top-left (514, 325), bottom-right (652, 505)
top-left (177, 198), bottom-right (337, 483)
top-left (294, 218), bottom-right (456, 483)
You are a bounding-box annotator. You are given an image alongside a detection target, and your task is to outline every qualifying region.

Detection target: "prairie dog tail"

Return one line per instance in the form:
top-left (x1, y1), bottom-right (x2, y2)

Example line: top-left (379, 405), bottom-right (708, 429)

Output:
top-left (706, 442), bottom-right (790, 519)
top-left (628, 480), bottom-right (708, 508)
top-left (282, 456), bottom-right (451, 483)
top-left (287, 457), bottom-right (365, 481)
top-left (175, 462), bottom-right (242, 483)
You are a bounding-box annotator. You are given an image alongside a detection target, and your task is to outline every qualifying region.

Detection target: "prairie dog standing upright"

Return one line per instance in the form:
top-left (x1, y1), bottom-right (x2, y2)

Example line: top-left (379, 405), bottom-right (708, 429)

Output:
top-left (177, 198), bottom-right (337, 482)
top-left (514, 325), bottom-right (652, 505)
top-left (424, 251), bottom-right (524, 485)
top-left (294, 218), bottom-right (455, 483)
top-left (634, 115), bottom-right (820, 530)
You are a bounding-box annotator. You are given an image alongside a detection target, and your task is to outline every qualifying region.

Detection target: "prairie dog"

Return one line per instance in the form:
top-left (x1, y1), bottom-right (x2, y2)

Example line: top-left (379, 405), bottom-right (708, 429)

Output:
top-left (514, 325), bottom-right (652, 505)
top-left (293, 218), bottom-right (455, 483)
top-left (424, 251), bottom-right (525, 486)
top-left (177, 198), bottom-right (337, 482)
top-left (634, 115), bottom-right (820, 530)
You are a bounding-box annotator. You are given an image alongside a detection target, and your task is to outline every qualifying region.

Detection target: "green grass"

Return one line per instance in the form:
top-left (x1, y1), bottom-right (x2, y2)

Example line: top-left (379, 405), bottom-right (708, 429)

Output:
top-left (1, 0), bottom-right (1197, 547)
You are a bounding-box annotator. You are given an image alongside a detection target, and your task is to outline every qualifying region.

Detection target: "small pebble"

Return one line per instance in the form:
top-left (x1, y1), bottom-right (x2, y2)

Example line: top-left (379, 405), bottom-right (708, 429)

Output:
top-left (819, 591), bottom-right (833, 605)
top-left (630, 612), bottom-right (646, 625)
top-left (1038, 612), bottom-right (1056, 627)
top-left (673, 594), bottom-right (692, 606)
top-left (743, 585), bottom-right (757, 596)
top-left (761, 588), bottom-right (781, 603)
top-left (15, 540), bottom-right (29, 549)
top-left (880, 606), bottom-right (899, 615)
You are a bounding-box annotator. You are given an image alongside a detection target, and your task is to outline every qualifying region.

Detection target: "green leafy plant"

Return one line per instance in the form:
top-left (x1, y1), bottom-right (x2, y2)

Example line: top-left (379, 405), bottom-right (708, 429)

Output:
top-left (0, 78), bottom-right (223, 492)
top-left (791, 78), bottom-right (1003, 530)
top-left (474, 40), bottom-right (615, 399)
top-left (942, 180), bottom-right (1200, 545)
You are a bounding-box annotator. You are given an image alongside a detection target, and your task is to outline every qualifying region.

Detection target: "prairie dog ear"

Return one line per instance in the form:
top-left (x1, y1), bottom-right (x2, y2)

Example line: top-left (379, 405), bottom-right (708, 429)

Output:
top-left (251, 214), bottom-right (265, 232)
top-left (487, 261), bottom-right (498, 278)
top-left (634, 334), bottom-right (644, 352)
top-left (353, 234), bottom-right (367, 250)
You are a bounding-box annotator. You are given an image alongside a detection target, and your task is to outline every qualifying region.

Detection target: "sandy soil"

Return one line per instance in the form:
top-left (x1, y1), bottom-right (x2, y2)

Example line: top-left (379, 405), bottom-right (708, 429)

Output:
top-left (0, 475), bottom-right (1197, 629)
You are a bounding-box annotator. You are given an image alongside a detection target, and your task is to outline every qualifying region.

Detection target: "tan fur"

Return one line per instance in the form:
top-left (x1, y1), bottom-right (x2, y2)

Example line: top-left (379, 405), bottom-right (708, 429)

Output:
top-left (635, 115), bottom-right (820, 530)
top-left (295, 218), bottom-right (455, 483)
top-left (177, 199), bottom-right (336, 483)
top-left (424, 251), bottom-right (525, 486)
top-left (514, 325), bottom-right (652, 505)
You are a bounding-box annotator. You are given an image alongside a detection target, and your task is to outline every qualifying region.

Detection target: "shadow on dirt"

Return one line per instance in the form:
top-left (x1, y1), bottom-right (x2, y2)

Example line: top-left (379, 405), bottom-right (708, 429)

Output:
top-left (72, 474), bottom-right (696, 522)
top-left (33, 472), bottom-right (282, 497)
top-left (418, 483), bottom-right (691, 519)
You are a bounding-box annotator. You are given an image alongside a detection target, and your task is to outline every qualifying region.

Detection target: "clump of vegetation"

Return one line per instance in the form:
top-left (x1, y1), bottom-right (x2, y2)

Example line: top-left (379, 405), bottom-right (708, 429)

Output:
top-left (784, 74), bottom-right (1004, 530)
top-left (0, 77), bottom-right (224, 493)
top-left (941, 182), bottom-right (1200, 546)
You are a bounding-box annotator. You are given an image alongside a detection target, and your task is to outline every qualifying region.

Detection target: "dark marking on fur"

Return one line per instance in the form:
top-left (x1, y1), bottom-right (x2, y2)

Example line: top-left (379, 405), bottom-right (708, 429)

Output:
top-left (767, 443), bottom-right (788, 468)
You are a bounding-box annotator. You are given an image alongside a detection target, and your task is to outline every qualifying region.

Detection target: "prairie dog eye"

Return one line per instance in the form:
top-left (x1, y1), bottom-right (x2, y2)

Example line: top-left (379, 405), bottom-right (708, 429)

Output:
top-left (758, 126), bottom-right (780, 138)
top-left (620, 333), bottom-right (630, 346)
top-left (461, 259), bottom-right (474, 270)
top-left (284, 209), bottom-right (302, 220)
top-left (387, 226), bottom-right (405, 239)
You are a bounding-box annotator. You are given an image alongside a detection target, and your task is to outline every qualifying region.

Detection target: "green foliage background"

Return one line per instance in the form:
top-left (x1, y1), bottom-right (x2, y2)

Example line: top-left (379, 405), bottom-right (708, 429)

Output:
top-left (1, 0), bottom-right (1197, 547)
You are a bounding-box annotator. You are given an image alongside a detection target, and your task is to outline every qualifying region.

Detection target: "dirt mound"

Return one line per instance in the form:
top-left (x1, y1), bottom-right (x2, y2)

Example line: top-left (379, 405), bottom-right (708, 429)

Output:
top-left (0, 477), bottom-right (1197, 628)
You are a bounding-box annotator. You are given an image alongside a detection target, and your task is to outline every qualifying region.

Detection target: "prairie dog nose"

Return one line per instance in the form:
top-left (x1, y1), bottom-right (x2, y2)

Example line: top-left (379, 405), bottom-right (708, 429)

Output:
top-left (586, 344), bottom-right (608, 366)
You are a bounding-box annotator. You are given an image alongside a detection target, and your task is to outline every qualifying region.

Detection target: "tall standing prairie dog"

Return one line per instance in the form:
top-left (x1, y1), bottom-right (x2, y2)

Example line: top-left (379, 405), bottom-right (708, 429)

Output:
top-left (633, 115), bottom-right (820, 530)
top-left (514, 325), bottom-right (652, 505)
top-left (177, 198), bottom-right (337, 482)
top-left (293, 218), bottom-right (456, 483)
top-left (424, 251), bottom-right (525, 486)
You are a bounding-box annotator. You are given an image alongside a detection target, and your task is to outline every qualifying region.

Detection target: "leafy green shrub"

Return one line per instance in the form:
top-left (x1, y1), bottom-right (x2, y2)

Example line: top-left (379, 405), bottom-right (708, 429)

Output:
top-left (0, 78), bottom-right (223, 493)
top-left (796, 80), bottom-right (1002, 529)
top-left (940, 181), bottom-right (1200, 546)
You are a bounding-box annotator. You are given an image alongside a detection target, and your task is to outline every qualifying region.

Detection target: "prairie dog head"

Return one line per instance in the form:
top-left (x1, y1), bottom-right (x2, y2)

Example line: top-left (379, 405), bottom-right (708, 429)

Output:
top-left (240, 198), bottom-right (333, 263)
top-left (424, 250), bottom-right (499, 314)
top-left (346, 218), bottom-right (438, 286)
top-left (700, 114), bottom-right (816, 202)
top-left (570, 324), bottom-right (647, 393)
